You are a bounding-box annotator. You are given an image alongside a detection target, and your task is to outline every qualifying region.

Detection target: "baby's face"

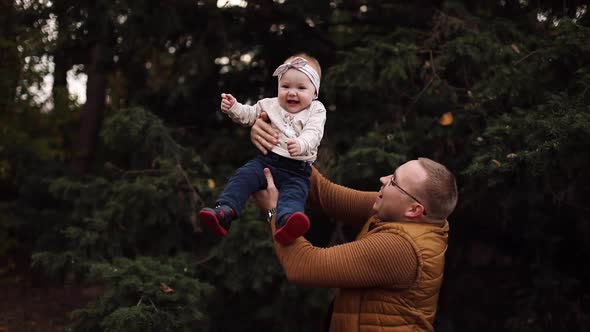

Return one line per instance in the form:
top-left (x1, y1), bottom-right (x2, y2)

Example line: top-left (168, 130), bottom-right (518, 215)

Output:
top-left (277, 68), bottom-right (316, 114)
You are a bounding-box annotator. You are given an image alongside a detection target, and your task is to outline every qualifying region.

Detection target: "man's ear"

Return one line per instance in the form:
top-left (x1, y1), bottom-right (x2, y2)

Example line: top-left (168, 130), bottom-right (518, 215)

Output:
top-left (404, 203), bottom-right (425, 218)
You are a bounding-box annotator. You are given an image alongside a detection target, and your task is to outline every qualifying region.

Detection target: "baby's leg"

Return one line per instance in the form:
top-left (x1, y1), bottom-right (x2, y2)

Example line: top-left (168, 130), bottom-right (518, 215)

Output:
top-left (273, 168), bottom-right (311, 244)
top-left (217, 158), bottom-right (267, 217)
top-left (276, 176), bottom-right (310, 225)
top-left (200, 158), bottom-right (266, 236)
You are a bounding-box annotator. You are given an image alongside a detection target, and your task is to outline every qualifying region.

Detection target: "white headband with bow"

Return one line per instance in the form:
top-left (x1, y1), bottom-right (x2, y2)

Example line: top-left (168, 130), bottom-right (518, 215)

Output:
top-left (272, 57), bottom-right (320, 98)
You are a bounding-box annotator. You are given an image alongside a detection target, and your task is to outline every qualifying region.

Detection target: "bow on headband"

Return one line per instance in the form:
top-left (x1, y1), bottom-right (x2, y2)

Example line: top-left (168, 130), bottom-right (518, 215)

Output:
top-left (272, 57), bottom-right (321, 98)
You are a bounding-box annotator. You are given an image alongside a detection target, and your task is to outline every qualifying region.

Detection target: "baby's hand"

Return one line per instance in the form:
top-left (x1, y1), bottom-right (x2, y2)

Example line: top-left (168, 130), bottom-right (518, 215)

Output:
top-left (285, 139), bottom-right (301, 156)
top-left (220, 93), bottom-right (237, 112)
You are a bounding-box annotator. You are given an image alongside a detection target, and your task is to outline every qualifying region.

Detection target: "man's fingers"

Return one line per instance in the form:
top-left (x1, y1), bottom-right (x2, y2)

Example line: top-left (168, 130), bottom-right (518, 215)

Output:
top-left (260, 112), bottom-right (270, 122)
top-left (256, 134), bottom-right (274, 150)
top-left (259, 120), bottom-right (279, 140)
top-left (263, 168), bottom-right (276, 189)
top-left (262, 131), bottom-right (277, 145)
top-left (253, 140), bottom-right (268, 155)
top-left (252, 120), bottom-right (278, 145)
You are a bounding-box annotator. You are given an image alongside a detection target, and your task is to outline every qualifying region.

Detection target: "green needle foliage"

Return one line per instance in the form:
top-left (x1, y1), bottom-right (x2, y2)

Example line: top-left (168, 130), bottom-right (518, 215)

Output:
top-left (70, 256), bottom-right (213, 332)
top-left (204, 207), bottom-right (331, 332)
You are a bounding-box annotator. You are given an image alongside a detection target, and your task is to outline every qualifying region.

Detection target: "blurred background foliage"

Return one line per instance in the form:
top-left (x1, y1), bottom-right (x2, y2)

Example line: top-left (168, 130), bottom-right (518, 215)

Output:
top-left (1, 0), bottom-right (589, 331)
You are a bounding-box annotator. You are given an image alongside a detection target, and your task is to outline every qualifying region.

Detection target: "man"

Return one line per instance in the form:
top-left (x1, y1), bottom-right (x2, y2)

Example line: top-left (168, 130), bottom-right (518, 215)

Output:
top-left (251, 116), bottom-right (458, 332)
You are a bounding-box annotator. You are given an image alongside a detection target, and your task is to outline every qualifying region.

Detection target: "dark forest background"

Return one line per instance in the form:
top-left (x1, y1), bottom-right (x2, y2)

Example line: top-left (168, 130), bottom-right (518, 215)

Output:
top-left (1, 0), bottom-right (589, 331)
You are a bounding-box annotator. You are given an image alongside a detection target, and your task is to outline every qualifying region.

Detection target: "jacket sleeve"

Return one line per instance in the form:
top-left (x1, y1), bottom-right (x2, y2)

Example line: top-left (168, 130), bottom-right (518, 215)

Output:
top-left (224, 101), bottom-right (263, 127)
top-left (271, 220), bottom-right (418, 289)
top-left (308, 166), bottom-right (379, 228)
top-left (295, 105), bottom-right (326, 156)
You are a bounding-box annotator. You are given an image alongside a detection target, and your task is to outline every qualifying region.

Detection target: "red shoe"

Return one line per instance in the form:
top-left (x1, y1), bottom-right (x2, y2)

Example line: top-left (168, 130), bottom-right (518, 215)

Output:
top-left (198, 205), bottom-right (235, 236)
top-left (274, 212), bottom-right (310, 245)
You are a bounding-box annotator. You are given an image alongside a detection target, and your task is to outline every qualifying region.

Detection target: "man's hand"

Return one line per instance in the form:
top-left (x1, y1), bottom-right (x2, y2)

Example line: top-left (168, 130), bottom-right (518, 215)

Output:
top-left (252, 168), bottom-right (279, 212)
top-left (251, 112), bottom-right (279, 155)
top-left (220, 93), bottom-right (237, 113)
top-left (285, 139), bottom-right (302, 156)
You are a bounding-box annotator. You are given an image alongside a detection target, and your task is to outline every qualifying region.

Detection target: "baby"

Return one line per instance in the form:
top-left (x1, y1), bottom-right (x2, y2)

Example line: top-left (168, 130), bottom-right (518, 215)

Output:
top-left (199, 53), bottom-right (326, 244)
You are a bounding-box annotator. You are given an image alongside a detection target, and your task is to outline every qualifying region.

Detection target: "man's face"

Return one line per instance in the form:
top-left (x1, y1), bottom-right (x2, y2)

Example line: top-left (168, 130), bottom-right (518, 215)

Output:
top-left (277, 68), bottom-right (316, 114)
top-left (373, 160), bottom-right (427, 221)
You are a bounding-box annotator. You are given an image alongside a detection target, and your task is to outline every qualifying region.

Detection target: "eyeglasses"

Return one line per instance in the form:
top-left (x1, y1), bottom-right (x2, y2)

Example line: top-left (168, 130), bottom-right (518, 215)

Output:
top-left (389, 173), bottom-right (429, 216)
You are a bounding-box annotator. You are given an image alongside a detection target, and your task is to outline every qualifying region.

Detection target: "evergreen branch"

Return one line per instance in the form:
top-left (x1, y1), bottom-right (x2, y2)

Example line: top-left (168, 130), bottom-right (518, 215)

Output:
top-left (443, 83), bottom-right (468, 91)
top-left (174, 162), bottom-right (206, 233)
top-left (412, 49), bottom-right (439, 104)
top-left (195, 255), bottom-right (214, 267)
top-left (462, 58), bottom-right (470, 88)
top-left (176, 163), bottom-right (204, 205)
top-left (148, 297), bottom-right (158, 312)
top-left (116, 220), bottom-right (126, 231)
top-left (413, 77), bottom-right (434, 104)
top-left (581, 86), bottom-right (589, 98)
top-left (514, 50), bottom-right (541, 65)
top-left (122, 169), bottom-right (166, 176)
top-left (172, 125), bottom-right (201, 130)
top-left (430, 50), bottom-right (439, 79)
top-left (418, 49), bottom-right (440, 80)
top-left (106, 162), bottom-right (166, 176)
top-left (135, 295), bottom-right (159, 311)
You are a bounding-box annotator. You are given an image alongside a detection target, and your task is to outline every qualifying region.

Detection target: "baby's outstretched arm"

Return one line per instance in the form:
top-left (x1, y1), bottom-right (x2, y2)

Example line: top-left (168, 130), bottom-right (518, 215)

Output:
top-left (220, 93), bottom-right (237, 113)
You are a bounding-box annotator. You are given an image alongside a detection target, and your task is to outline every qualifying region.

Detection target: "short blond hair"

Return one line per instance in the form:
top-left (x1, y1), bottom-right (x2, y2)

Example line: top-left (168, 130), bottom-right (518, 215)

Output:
top-left (417, 158), bottom-right (458, 219)
top-left (285, 53), bottom-right (322, 79)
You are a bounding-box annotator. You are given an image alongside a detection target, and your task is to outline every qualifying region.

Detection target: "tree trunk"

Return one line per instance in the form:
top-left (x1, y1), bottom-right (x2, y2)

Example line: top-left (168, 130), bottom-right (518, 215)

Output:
top-left (72, 42), bottom-right (107, 173)
top-left (52, 3), bottom-right (73, 114)
top-left (0, 0), bottom-right (19, 113)
top-left (52, 48), bottom-right (70, 113)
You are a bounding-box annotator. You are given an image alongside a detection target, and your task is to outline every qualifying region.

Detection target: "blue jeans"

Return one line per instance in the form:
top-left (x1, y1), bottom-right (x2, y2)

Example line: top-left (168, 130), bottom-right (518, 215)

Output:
top-left (217, 152), bottom-right (312, 225)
